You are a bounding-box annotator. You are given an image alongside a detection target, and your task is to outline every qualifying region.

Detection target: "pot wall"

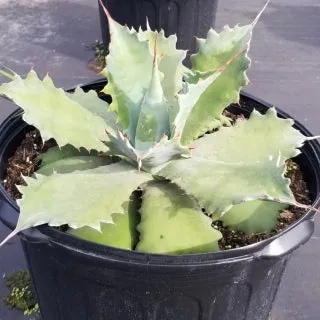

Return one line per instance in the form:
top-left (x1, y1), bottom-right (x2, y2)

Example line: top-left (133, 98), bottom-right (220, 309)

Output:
top-left (21, 235), bottom-right (289, 320)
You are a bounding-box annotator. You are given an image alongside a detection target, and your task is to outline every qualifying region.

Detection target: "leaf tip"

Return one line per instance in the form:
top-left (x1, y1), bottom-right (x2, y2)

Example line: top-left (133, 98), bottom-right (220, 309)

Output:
top-left (146, 17), bottom-right (151, 30)
top-left (0, 229), bottom-right (19, 247)
top-left (304, 135), bottom-right (320, 141)
top-left (252, 0), bottom-right (270, 27)
top-left (136, 156), bottom-right (142, 172)
top-left (293, 202), bottom-right (320, 214)
top-left (98, 0), bottom-right (112, 20)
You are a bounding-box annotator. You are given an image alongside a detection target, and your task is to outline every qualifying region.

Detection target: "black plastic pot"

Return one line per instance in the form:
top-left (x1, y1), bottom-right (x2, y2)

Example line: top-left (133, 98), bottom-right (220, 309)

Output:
top-left (98, 0), bottom-right (219, 52)
top-left (1, 80), bottom-right (320, 320)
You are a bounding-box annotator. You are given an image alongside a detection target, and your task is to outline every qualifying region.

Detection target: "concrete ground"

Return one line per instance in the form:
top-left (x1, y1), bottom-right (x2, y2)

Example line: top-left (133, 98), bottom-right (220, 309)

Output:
top-left (0, 0), bottom-right (319, 319)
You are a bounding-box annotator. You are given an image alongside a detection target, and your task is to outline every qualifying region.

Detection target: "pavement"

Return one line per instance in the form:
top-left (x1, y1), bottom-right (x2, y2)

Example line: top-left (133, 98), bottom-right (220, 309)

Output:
top-left (0, 0), bottom-right (319, 319)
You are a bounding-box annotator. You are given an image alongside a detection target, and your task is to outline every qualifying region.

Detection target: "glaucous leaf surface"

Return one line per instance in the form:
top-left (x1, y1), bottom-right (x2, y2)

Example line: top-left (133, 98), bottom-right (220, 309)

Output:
top-left (0, 71), bottom-right (112, 152)
top-left (136, 181), bottom-right (222, 254)
top-left (0, 162), bottom-right (152, 246)
top-left (216, 200), bottom-right (288, 234)
top-left (157, 109), bottom-right (303, 216)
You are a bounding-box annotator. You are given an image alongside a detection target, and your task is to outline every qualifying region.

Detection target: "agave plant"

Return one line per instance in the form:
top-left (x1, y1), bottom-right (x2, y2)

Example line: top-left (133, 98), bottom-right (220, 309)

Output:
top-left (0, 2), bottom-right (314, 254)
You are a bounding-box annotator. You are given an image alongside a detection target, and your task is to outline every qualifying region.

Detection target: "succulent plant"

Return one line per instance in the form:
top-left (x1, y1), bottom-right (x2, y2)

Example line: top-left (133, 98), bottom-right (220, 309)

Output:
top-left (0, 2), bottom-right (315, 254)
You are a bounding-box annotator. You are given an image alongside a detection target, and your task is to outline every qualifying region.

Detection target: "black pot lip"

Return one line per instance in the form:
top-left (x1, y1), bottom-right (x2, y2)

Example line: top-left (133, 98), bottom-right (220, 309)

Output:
top-left (1, 79), bottom-right (320, 264)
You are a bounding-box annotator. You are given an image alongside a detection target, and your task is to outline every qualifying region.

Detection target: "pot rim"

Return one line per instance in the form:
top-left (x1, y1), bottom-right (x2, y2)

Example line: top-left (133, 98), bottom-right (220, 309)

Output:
top-left (1, 79), bottom-right (320, 264)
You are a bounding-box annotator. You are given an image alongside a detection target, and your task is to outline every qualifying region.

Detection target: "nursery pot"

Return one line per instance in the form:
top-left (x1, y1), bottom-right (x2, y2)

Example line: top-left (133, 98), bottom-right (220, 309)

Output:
top-left (1, 80), bottom-right (320, 320)
top-left (98, 0), bottom-right (219, 52)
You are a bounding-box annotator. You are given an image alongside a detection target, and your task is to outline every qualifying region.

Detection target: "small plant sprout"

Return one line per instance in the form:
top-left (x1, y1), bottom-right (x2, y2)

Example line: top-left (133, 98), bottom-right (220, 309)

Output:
top-left (0, 1), bottom-right (318, 254)
top-left (4, 270), bottom-right (39, 317)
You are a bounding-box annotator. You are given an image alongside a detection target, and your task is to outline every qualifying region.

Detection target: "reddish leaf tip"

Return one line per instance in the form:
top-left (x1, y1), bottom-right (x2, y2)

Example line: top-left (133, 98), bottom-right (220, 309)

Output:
top-left (98, 0), bottom-right (111, 19)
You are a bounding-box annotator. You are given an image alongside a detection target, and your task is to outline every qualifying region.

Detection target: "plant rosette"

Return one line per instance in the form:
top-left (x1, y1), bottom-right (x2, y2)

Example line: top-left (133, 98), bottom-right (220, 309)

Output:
top-left (0, 1), bottom-right (319, 256)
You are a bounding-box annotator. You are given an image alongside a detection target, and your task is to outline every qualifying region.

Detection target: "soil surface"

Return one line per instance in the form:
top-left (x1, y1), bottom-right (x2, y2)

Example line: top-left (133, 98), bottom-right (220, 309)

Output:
top-left (2, 121), bottom-right (311, 251)
top-left (3, 129), bottom-right (55, 200)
